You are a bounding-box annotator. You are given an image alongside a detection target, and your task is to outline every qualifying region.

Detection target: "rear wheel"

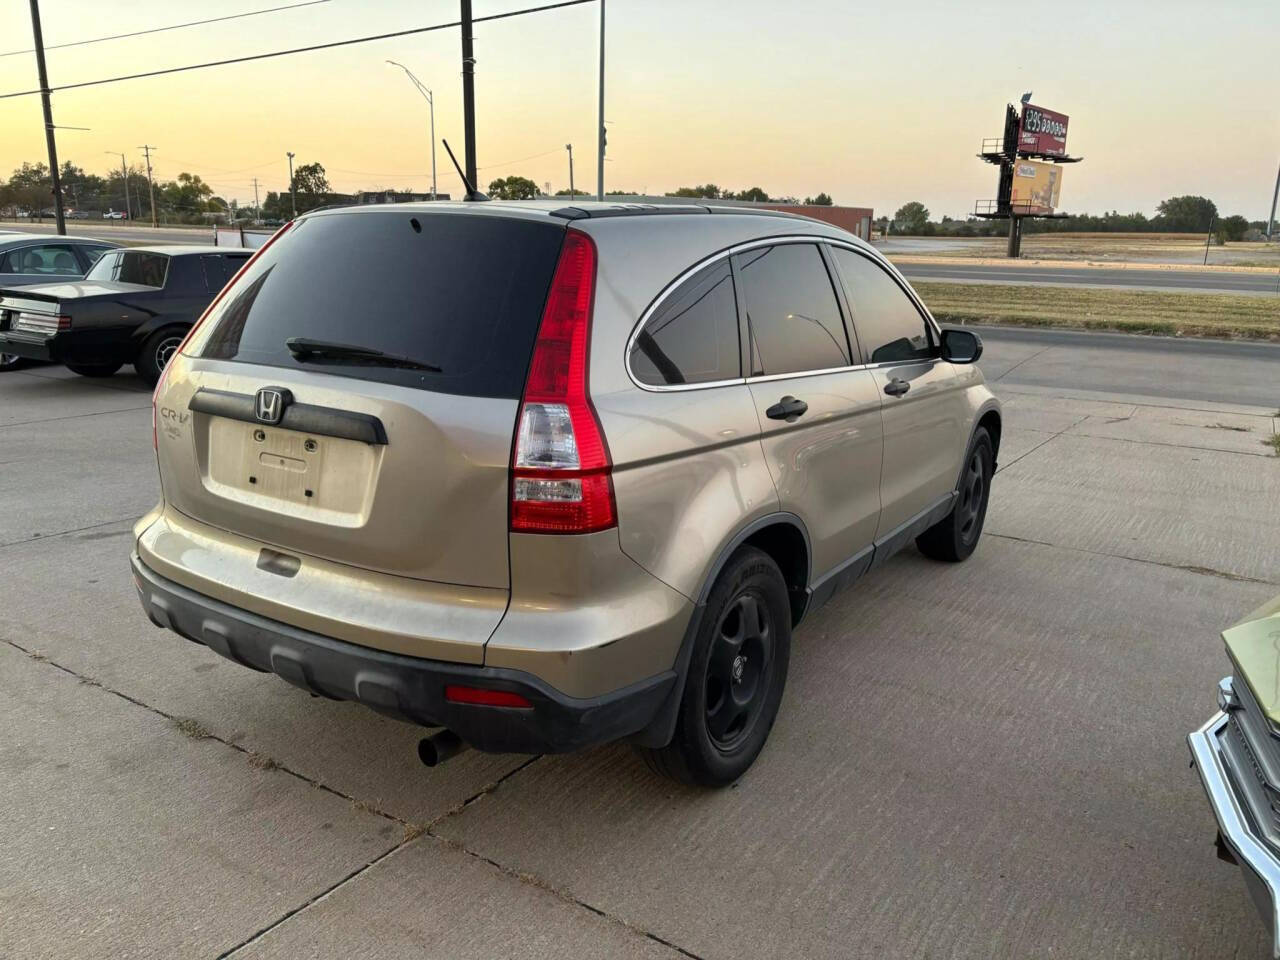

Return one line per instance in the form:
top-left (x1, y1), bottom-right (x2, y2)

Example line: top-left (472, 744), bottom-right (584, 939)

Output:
top-left (916, 427), bottom-right (993, 563)
top-left (66, 362), bottom-right (123, 378)
top-left (638, 546), bottom-right (791, 787)
top-left (0, 353), bottom-right (24, 372)
top-left (135, 327), bottom-right (186, 387)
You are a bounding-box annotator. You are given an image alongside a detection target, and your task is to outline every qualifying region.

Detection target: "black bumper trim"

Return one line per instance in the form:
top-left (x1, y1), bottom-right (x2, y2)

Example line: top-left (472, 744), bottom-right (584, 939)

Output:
top-left (131, 554), bottom-right (676, 754)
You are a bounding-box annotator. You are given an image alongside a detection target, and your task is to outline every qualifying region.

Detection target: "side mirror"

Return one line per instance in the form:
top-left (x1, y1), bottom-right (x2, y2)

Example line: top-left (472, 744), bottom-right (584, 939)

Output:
top-left (940, 328), bottom-right (983, 364)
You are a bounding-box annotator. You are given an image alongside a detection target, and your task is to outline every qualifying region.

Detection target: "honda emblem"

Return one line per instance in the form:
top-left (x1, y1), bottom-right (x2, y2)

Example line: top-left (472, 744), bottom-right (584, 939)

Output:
top-left (254, 387), bottom-right (290, 425)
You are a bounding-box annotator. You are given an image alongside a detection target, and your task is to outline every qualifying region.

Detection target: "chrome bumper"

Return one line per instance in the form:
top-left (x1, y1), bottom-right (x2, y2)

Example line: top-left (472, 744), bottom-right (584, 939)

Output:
top-left (1189, 696), bottom-right (1280, 956)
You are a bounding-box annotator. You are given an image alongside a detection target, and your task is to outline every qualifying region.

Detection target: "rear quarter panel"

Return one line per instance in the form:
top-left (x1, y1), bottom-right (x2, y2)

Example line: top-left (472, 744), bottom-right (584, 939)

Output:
top-left (581, 214), bottom-right (851, 600)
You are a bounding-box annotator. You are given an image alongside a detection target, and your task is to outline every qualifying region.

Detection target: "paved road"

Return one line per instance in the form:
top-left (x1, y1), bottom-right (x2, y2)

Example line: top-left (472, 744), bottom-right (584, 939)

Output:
top-left (975, 325), bottom-right (1280, 409)
top-left (0, 220), bottom-right (218, 246)
top-left (1, 329), bottom-right (1278, 958)
top-left (899, 260), bottom-right (1280, 294)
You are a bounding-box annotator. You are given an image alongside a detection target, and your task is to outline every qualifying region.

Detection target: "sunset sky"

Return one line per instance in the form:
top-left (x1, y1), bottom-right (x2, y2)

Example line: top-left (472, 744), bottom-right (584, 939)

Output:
top-left (1, 0), bottom-right (1277, 220)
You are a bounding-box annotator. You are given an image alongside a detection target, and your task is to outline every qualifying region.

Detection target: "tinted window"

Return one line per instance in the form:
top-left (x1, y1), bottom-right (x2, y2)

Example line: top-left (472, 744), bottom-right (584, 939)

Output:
top-left (734, 243), bottom-right (849, 376)
top-left (3, 244), bottom-right (82, 276)
top-left (196, 212), bottom-right (565, 399)
top-left (200, 254), bottom-right (244, 293)
top-left (630, 260), bottom-right (740, 386)
top-left (830, 248), bottom-right (933, 364)
top-left (77, 244), bottom-right (115, 268)
top-left (85, 250), bottom-right (170, 288)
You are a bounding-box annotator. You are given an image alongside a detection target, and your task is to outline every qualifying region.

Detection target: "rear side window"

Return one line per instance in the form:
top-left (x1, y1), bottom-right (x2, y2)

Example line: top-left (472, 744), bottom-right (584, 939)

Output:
top-left (829, 247), bottom-right (934, 364)
top-left (3, 243), bottom-right (82, 276)
top-left (733, 243), bottom-right (850, 376)
top-left (630, 259), bottom-right (740, 386)
top-left (196, 212), bottom-right (565, 398)
top-left (85, 250), bottom-right (170, 288)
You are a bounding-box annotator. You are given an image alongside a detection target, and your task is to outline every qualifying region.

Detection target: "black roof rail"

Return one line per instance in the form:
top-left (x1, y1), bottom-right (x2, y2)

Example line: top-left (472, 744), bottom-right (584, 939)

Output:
top-left (549, 203), bottom-right (712, 220)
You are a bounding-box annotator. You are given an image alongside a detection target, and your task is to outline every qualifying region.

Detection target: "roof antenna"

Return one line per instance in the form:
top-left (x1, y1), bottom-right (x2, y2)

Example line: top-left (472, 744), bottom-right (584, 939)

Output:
top-left (442, 138), bottom-right (488, 202)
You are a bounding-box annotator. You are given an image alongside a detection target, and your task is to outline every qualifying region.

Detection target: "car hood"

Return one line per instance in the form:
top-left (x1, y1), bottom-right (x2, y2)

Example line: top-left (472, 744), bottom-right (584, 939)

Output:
top-left (1, 279), bottom-right (155, 300)
top-left (1226, 593), bottom-right (1280, 723)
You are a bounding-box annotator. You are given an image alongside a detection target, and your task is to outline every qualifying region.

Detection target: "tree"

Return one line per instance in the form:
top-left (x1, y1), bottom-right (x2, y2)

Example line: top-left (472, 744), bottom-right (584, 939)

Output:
top-left (290, 162), bottom-right (330, 214)
top-left (1155, 195), bottom-right (1216, 232)
top-left (1218, 214), bottom-right (1249, 242)
top-left (733, 186), bottom-right (771, 202)
top-left (894, 201), bottom-right (930, 234)
top-left (487, 175), bottom-right (539, 200)
top-left (666, 184), bottom-right (722, 199)
top-left (804, 193), bottom-right (834, 206)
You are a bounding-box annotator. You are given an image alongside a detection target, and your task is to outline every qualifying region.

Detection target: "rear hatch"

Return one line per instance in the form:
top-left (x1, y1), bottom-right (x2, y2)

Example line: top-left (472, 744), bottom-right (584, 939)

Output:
top-left (153, 208), bottom-right (565, 599)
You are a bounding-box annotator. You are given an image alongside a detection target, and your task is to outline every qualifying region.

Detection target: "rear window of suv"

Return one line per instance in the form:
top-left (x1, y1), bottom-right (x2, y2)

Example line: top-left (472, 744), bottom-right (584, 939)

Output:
top-left (195, 211), bottom-right (565, 399)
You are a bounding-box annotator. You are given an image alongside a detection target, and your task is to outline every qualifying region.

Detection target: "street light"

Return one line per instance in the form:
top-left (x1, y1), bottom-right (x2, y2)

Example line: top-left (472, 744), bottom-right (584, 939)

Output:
top-left (387, 60), bottom-right (437, 201)
top-left (104, 151), bottom-right (130, 221)
top-left (286, 151), bottom-right (296, 218)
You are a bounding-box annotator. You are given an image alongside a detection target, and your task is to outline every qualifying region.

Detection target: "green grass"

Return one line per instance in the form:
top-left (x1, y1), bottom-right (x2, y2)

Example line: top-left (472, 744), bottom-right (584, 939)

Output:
top-left (1264, 435), bottom-right (1280, 457)
top-left (913, 281), bottom-right (1280, 341)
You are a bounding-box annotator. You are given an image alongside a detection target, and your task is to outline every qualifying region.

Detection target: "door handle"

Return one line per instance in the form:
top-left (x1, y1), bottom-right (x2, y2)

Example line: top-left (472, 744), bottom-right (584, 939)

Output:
top-left (765, 396), bottom-right (808, 422)
top-left (883, 378), bottom-right (910, 397)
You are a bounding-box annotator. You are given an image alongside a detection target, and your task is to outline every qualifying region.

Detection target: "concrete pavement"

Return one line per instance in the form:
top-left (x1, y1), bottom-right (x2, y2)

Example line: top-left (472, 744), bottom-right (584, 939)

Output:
top-left (1, 329), bottom-right (1278, 958)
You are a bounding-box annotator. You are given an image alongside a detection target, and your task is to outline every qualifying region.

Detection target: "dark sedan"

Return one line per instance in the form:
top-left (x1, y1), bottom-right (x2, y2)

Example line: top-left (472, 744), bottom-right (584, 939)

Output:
top-left (0, 246), bottom-right (250, 385)
top-left (0, 233), bottom-right (123, 370)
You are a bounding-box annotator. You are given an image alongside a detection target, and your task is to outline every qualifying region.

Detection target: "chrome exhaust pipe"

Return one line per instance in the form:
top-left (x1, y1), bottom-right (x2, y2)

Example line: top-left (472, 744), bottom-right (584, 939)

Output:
top-left (418, 729), bottom-right (468, 767)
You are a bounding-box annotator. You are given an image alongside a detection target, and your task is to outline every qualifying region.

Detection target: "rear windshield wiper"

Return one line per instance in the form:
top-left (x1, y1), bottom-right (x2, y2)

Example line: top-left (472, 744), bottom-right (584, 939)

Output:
top-left (285, 337), bottom-right (442, 373)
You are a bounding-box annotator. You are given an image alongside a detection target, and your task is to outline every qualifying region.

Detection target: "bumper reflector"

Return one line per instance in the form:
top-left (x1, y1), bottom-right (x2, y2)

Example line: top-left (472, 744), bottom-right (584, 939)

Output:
top-left (444, 685), bottom-right (533, 709)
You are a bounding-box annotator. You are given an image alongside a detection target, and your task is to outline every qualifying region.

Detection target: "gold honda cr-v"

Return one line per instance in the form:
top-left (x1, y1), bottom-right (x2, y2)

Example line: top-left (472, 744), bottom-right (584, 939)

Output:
top-left (131, 200), bottom-right (1000, 786)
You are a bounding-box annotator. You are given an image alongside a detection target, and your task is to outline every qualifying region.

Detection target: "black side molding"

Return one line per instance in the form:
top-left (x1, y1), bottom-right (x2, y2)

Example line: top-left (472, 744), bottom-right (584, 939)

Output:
top-left (188, 388), bottom-right (388, 445)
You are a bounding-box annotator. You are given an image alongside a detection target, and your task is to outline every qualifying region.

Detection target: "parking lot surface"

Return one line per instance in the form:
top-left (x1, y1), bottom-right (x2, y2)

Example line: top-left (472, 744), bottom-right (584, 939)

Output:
top-left (3, 328), bottom-right (1278, 958)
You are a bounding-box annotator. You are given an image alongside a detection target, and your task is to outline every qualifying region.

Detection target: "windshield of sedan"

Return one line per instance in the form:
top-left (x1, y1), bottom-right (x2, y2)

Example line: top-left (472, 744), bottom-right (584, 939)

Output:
top-left (84, 250), bottom-right (170, 288)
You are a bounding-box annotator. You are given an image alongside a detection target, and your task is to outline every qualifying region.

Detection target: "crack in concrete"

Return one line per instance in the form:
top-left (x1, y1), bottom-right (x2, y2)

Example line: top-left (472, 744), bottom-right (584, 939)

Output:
top-left (987, 532), bottom-right (1280, 586)
top-left (992, 345), bottom-right (1055, 383)
top-left (1, 637), bottom-right (703, 959)
top-left (0, 403), bottom-right (151, 430)
top-left (0, 515), bottom-right (140, 550)
top-left (994, 413), bottom-right (1091, 475)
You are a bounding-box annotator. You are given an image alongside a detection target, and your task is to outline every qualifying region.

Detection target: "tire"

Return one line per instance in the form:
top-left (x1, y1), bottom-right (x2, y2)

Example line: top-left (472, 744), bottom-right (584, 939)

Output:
top-left (638, 546), bottom-right (791, 787)
top-left (916, 427), bottom-right (994, 563)
top-left (0, 353), bottom-right (25, 372)
top-left (134, 327), bottom-right (187, 387)
top-left (66, 362), bottom-right (123, 378)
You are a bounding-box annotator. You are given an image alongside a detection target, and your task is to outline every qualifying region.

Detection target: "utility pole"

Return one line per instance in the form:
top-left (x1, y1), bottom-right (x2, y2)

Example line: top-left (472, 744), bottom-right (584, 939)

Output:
top-left (287, 152), bottom-right (297, 218)
top-left (596, 0), bottom-right (605, 201)
top-left (251, 177), bottom-right (261, 220)
top-left (29, 0), bottom-right (66, 235)
top-left (139, 144), bottom-right (158, 227)
top-left (1203, 215), bottom-right (1216, 266)
top-left (106, 152), bottom-right (130, 221)
top-left (460, 0), bottom-right (478, 188)
top-left (1268, 160), bottom-right (1279, 241)
top-left (565, 144), bottom-right (575, 198)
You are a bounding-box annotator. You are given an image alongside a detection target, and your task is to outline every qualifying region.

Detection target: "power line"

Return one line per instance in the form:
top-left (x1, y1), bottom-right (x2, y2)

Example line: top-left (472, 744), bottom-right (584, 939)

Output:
top-left (0, 0), bottom-right (333, 59)
top-left (0, 0), bottom-right (594, 100)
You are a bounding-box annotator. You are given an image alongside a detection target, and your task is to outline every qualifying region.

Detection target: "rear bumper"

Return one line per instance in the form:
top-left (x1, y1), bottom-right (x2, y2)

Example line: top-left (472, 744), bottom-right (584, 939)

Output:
top-left (0, 330), bottom-right (129, 365)
top-left (131, 552), bottom-right (677, 754)
top-left (1189, 702), bottom-right (1280, 956)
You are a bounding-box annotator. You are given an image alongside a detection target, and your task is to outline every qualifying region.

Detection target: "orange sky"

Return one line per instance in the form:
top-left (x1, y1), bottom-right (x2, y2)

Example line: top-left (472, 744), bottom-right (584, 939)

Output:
top-left (1, 0), bottom-right (1277, 219)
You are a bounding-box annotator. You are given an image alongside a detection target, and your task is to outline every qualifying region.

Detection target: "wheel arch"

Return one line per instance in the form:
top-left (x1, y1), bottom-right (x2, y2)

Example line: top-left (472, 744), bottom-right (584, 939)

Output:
top-left (696, 512), bottom-right (811, 627)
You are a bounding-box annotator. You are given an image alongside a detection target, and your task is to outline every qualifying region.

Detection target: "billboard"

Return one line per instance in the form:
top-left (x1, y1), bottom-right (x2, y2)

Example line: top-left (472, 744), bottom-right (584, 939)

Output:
top-left (1019, 103), bottom-right (1069, 156)
top-left (1010, 160), bottom-right (1063, 215)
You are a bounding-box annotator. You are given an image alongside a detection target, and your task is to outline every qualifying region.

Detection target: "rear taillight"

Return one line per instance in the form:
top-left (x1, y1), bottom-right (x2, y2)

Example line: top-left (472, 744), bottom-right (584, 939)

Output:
top-left (152, 221), bottom-right (294, 449)
top-left (510, 230), bottom-right (616, 534)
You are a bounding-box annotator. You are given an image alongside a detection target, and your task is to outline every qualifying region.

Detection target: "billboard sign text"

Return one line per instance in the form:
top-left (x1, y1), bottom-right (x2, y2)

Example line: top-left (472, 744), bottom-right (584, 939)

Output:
top-left (1019, 104), bottom-right (1069, 156)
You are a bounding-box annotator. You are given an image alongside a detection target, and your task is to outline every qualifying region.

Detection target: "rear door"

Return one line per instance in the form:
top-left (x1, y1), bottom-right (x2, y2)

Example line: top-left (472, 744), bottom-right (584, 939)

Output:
top-left (827, 245), bottom-right (969, 539)
top-left (735, 240), bottom-right (884, 581)
top-left (161, 210), bottom-right (566, 590)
